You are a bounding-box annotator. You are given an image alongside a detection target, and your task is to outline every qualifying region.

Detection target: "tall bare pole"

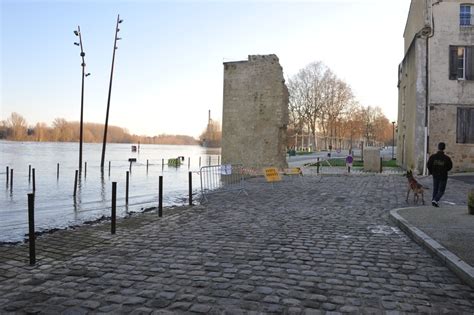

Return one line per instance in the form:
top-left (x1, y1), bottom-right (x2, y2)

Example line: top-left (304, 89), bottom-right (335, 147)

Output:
top-left (74, 26), bottom-right (89, 173)
top-left (101, 15), bottom-right (123, 170)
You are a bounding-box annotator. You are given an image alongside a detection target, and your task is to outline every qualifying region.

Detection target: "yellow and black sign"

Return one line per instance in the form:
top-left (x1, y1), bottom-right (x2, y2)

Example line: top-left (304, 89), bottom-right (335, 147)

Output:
top-left (263, 167), bottom-right (281, 182)
top-left (283, 167), bottom-right (303, 176)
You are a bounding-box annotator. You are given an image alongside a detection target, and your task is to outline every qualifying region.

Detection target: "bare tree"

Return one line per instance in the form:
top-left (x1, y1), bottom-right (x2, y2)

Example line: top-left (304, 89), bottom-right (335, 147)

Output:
top-left (288, 62), bottom-right (328, 149)
top-left (6, 112), bottom-right (28, 140)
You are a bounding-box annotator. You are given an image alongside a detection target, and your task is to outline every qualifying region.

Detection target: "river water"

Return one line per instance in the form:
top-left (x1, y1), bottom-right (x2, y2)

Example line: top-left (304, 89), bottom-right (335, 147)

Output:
top-left (0, 141), bottom-right (220, 243)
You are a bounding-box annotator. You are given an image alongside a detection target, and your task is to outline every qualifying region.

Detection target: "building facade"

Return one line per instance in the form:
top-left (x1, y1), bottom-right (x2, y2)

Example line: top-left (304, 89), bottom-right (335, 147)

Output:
top-left (398, 0), bottom-right (474, 173)
top-left (221, 55), bottom-right (289, 169)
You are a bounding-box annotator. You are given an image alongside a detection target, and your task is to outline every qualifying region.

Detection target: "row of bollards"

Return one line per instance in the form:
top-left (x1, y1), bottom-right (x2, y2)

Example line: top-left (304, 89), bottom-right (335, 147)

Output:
top-left (6, 156), bottom-right (217, 191)
top-left (27, 171), bottom-right (195, 265)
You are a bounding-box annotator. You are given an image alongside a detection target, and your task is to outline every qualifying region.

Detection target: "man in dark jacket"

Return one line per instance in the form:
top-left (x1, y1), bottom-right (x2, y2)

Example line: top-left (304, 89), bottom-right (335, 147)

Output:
top-left (427, 142), bottom-right (453, 207)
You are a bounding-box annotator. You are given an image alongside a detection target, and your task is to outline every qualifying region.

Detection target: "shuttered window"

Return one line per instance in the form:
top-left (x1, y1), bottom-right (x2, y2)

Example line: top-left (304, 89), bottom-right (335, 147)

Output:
top-left (449, 46), bottom-right (474, 80)
top-left (457, 107), bottom-right (474, 144)
top-left (461, 4), bottom-right (472, 26)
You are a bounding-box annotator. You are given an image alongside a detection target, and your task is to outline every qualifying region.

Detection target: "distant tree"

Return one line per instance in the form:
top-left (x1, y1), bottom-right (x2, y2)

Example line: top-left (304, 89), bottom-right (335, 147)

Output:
top-left (199, 120), bottom-right (221, 147)
top-left (33, 122), bottom-right (50, 141)
top-left (0, 120), bottom-right (10, 139)
top-left (6, 112), bottom-right (28, 140)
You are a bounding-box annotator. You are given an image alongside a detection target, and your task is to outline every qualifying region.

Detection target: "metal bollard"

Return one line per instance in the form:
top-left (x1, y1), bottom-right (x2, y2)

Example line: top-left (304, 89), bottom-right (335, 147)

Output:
top-left (188, 171), bottom-right (192, 206)
top-left (28, 193), bottom-right (36, 265)
top-left (108, 161), bottom-right (111, 177)
top-left (317, 157), bottom-right (320, 174)
top-left (125, 171), bottom-right (129, 205)
top-left (188, 157), bottom-right (190, 169)
top-left (111, 182), bottom-right (116, 234)
top-left (380, 157), bottom-right (383, 173)
top-left (129, 160), bottom-right (132, 172)
top-left (84, 162), bottom-right (87, 178)
top-left (199, 157), bottom-right (201, 168)
top-left (28, 165), bottom-right (31, 182)
top-left (73, 170), bottom-right (78, 196)
top-left (158, 176), bottom-right (163, 217)
top-left (32, 168), bottom-right (36, 192)
top-left (162, 158), bottom-right (164, 170)
top-left (146, 159), bottom-right (149, 172)
top-left (6, 166), bottom-right (9, 187)
top-left (57, 163), bottom-right (60, 179)
top-left (10, 169), bottom-right (13, 191)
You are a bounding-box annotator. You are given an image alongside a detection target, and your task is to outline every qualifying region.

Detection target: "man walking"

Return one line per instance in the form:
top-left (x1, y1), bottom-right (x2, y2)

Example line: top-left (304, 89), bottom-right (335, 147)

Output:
top-left (427, 142), bottom-right (453, 207)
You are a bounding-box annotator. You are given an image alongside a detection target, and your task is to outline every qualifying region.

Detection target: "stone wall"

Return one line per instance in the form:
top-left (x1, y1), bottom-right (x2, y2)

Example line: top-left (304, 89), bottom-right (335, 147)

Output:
top-left (221, 55), bottom-right (289, 169)
top-left (429, 104), bottom-right (474, 172)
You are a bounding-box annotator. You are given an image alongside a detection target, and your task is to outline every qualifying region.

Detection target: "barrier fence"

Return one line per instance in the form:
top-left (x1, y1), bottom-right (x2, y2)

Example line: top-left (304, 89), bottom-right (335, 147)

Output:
top-left (200, 164), bottom-right (247, 202)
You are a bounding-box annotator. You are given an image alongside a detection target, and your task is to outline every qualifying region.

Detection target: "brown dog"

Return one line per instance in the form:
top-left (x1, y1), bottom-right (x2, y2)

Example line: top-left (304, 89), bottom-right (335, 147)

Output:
top-left (406, 170), bottom-right (425, 205)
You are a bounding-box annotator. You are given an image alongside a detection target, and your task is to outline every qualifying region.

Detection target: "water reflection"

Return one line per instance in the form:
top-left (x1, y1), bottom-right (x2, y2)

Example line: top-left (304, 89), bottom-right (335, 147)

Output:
top-left (0, 141), bottom-right (220, 242)
top-left (100, 172), bottom-right (106, 202)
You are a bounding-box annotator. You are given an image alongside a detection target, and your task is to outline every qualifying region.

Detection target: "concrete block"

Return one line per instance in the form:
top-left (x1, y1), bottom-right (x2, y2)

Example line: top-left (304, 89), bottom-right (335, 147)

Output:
top-left (363, 147), bottom-right (381, 172)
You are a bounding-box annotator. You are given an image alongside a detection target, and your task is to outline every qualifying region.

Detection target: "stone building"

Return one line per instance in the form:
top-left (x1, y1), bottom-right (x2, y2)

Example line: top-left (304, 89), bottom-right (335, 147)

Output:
top-left (221, 55), bottom-right (289, 169)
top-left (398, 0), bottom-right (474, 173)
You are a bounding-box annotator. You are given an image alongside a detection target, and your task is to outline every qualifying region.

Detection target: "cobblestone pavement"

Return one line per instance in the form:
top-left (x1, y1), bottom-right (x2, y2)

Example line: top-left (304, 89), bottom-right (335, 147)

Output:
top-left (1, 174), bottom-right (473, 314)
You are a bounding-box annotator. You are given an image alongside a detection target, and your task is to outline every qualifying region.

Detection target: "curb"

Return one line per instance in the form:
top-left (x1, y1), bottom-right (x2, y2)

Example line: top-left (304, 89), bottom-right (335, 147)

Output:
top-left (389, 208), bottom-right (474, 289)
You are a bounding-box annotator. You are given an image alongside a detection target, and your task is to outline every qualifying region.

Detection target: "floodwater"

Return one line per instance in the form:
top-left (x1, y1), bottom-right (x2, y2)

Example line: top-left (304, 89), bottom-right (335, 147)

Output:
top-left (0, 141), bottom-right (220, 243)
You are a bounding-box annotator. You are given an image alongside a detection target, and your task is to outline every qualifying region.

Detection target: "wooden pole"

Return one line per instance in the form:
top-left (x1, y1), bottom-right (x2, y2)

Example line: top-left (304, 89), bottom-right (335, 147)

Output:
top-left (111, 182), bottom-right (116, 234)
top-left (158, 176), bottom-right (163, 217)
top-left (28, 193), bottom-right (36, 265)
top-left (126, 171), bottom-right (129, 205)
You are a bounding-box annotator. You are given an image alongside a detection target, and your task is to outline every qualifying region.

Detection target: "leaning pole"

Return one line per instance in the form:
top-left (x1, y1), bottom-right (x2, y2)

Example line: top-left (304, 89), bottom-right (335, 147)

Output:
top-left (100, 14), bottom-right (123, 170)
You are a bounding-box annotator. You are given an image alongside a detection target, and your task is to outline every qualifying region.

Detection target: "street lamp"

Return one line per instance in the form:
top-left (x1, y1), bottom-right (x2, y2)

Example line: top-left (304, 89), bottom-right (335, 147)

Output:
top-left (74, 26), bottom-right (90, 173)
top-left (101, 14), bottom-right (123, 170)
top-left (391, 121), bottom-right (396, 160)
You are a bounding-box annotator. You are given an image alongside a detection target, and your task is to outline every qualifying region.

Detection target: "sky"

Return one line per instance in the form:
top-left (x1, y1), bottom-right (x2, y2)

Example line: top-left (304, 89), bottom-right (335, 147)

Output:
top-left (1, 0), bottom-right (411, 138)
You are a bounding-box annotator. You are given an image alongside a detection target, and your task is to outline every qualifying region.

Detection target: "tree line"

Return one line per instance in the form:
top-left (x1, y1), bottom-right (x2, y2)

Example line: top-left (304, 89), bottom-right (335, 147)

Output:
top-left (287, 61), bottom-right (394, 149)
top-left (0, 113), bottom-right (198, 145)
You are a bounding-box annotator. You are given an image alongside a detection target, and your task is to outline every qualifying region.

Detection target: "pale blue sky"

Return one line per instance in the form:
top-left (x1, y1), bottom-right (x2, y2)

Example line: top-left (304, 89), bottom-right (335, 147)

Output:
top-left (1, 0), bottom-right (410, 137)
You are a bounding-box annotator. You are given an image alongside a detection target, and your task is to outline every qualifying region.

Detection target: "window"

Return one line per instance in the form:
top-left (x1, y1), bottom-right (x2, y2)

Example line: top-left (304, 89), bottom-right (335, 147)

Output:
top-left (449, 46), bottom-right (474, 80)
top-left (460, 4), bottom-right (472, 26)
top-left (457, 107), bottom-right (474, 144)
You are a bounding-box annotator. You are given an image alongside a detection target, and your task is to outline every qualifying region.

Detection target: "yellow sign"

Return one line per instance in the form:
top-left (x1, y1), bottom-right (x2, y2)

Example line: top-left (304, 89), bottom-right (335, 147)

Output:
top-left (284, 167), bottom-right (302, 176)
top-left (264, 167), bottom-right (281, 182)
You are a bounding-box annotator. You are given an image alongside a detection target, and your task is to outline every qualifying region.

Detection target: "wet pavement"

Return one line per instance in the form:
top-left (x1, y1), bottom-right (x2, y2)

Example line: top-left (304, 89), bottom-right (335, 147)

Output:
top-left (0, 173), bottom-right (473, 314)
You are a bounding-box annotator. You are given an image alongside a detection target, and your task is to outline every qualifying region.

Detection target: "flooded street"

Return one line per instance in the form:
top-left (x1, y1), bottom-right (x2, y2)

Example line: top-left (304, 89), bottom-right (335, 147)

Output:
top-left (0, 141), bottom-right (220, 242)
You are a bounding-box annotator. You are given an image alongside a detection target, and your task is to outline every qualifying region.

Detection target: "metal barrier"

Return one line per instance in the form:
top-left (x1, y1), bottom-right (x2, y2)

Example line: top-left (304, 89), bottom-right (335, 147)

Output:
top-left (200, 164), bottom-right (247, 202)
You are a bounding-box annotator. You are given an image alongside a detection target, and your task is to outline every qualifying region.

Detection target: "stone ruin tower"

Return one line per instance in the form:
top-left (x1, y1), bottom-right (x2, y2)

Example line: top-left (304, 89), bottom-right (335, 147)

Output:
top-left (221, 54), bottom-right (289, 169)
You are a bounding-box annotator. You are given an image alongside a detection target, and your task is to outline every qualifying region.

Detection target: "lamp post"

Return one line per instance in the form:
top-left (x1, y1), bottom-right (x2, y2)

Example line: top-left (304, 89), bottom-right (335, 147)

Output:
top-left (101, 15), bottom-right (123, 170)
top-left (74, 27), bottom-right (90, 173)
top-left (391, 121), bottom-right (396, 160)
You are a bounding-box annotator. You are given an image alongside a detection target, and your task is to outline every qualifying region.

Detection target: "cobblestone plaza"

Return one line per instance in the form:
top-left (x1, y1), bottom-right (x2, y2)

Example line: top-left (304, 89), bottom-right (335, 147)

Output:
top-left (1, 174), bottom-right (473, 313)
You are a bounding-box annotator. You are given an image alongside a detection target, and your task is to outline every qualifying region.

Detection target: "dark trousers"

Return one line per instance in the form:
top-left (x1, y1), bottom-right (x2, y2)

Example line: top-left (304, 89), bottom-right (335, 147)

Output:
top-left (432, 177), bottom-right (447, 202)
